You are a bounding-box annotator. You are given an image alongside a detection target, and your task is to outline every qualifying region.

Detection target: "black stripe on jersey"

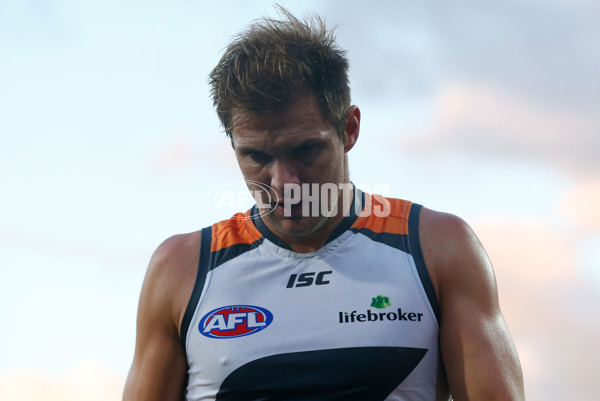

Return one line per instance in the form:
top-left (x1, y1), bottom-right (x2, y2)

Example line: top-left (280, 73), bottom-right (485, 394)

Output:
top-left (408, 204), bottom-right (441, 323)
top-left (324, 188), bottom-right (363, 244)
top-left (181, 226), bottom-right (213, 349)
top-left (216, 347), bottom-right (427, 401)
top-left (211, 238), bottom-right (264, 270)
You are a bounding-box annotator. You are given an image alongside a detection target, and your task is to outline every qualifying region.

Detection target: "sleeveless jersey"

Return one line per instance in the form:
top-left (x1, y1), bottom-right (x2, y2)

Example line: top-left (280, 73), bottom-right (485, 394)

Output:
top-left (180, 191), bottom-right (442, 400)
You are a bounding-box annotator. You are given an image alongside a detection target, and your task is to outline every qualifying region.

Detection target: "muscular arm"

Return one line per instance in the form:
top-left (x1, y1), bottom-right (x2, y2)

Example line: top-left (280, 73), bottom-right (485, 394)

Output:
top-left (123, 232), bottom-right (201, 401)
top-left (420, 209), bottom-right (524, 401)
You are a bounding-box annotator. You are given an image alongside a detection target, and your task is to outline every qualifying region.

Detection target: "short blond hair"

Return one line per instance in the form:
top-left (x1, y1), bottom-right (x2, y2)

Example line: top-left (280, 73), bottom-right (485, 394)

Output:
top-left (209, 6), bottom-right (351, 138)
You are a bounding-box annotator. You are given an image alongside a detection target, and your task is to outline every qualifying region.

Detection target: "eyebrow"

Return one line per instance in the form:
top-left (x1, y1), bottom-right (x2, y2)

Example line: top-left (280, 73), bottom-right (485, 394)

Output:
top-left (235, 137), bottom-right (324, 153)
top-left (236, 146), bottom-right (265, 154)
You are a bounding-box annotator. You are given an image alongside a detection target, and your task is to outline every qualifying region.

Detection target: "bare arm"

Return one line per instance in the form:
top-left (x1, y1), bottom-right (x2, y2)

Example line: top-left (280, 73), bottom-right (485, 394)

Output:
top-left (420, 209), bottom-right (524, 401)
top-left (123, 233), bottom-right (200, 401)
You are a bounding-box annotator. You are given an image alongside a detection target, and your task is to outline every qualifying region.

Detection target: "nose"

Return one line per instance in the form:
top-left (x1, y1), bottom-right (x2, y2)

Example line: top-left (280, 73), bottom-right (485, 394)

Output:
top-left (270, 159), bottom-right (300, 195)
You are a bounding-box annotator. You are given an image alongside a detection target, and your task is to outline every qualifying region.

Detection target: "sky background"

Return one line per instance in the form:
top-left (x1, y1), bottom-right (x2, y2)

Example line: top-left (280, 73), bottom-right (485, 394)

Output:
top-left (1, 0), bottom-right (599, 400)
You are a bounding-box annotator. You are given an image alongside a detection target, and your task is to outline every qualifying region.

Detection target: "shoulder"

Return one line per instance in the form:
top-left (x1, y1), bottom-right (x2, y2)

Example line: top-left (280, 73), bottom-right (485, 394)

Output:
top-left (149, 231), bottom-right (202, 273)
top-left (417, 206), bottom-right (481, 261)
top-left (417, 206), bottom-right (497, 305)
top-left (142, 231), bottom-right (203, 332)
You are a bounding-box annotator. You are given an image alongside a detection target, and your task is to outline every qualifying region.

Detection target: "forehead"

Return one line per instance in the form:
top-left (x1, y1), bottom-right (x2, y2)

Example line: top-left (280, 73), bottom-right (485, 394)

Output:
top-left (231, 94), bottom-right (337, 149)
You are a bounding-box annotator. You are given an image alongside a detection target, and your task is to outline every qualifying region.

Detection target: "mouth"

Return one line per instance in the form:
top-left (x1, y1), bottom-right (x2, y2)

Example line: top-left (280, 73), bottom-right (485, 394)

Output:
top-left (273, 201), bottom-right (304, 218)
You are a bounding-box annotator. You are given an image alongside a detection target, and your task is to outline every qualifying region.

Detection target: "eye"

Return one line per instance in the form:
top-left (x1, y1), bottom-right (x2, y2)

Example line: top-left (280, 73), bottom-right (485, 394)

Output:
top-left (293, 143), bottom-right (320, 161)
top-left (248, 151), bottom-right (271, 164)
top-left (298, 144), bottom-right (316, 153)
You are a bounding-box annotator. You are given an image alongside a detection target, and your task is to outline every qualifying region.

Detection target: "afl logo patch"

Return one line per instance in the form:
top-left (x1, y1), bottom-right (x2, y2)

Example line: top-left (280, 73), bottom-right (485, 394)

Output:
top-left (199, 305), bottom-right (273, 339)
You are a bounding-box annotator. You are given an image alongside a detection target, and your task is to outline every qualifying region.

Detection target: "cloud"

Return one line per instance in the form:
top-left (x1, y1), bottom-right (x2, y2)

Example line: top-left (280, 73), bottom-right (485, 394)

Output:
top-left (0, 360), bottom-right (124, 401)
top-left (328, 1), bottom-right (599, 112)
top-left (559, 177), bottom-right (600, 231)
top-left (0, 229), bottom-right (146, 270)
top-left (150, 134), bottom-right (201, 171)
top-left (149, 133), bottom-right (238, 174)
top-left (399, 80), bottom-right (600, 174)
top-left (427, 2), bottom-right (600, 103)
top-left (474, 218), bottom-right (575, 284)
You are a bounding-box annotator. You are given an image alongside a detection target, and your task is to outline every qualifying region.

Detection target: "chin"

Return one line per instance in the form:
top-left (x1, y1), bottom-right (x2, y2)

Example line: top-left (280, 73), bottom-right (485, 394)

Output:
top-left (268, 215), bottom-right (324, 238)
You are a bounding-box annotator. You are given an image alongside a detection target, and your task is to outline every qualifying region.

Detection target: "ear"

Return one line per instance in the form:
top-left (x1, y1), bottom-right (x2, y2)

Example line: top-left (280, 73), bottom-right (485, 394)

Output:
top-left (343, 105), bottom-right (360, 152)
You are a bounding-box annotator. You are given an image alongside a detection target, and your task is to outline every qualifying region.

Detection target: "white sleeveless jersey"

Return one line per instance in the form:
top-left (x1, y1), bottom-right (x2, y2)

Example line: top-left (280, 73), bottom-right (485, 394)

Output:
top-left (180, 191), bottom-right (443, 400)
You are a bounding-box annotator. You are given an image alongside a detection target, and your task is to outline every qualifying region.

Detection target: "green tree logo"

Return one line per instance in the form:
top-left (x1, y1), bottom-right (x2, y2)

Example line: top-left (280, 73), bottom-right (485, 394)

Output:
top-left (371, 295), bottom-right (391, 309)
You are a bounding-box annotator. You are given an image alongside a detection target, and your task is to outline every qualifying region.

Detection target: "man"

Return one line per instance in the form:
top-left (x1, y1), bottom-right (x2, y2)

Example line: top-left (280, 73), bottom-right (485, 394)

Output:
top-left (123, 7), bottom-right (524, 401)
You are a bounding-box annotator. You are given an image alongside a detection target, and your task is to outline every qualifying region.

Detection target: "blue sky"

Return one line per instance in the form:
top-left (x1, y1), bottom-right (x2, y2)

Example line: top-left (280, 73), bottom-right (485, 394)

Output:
top-left (1, 1), bottom-right (599, 399)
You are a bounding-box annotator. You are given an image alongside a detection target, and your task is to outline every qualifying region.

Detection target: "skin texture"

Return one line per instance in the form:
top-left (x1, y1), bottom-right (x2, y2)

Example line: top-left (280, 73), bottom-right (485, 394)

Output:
top-left (123, 92), bottom-right (524, 401)
top-left (231, 93), bottom-right (359, 253)
top-left (419, 209), bottom-right (525, 400)
top-left (123, 232), bottom-right (199, 401)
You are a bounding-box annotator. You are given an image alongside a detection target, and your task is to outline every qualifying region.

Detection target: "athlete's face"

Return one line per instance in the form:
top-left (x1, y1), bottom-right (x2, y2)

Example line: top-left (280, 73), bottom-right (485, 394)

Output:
top-left (231, 92), bottom-right (359, 246)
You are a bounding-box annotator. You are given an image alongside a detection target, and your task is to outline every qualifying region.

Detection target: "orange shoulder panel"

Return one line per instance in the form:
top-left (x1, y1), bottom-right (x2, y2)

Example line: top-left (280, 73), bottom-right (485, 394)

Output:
top-left (211, 211), bottom-right (262, 253)
top-left (351, 194), bottom-right (412, 235)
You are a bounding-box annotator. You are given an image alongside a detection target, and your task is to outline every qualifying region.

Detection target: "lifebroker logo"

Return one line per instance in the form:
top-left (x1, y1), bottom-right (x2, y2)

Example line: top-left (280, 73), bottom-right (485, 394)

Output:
top-left (338, 297), bottom-right (424, 324)
top-left (371, 295), bottom-right (391, 309)
top-left (199, 305), bottom-right (273, 339)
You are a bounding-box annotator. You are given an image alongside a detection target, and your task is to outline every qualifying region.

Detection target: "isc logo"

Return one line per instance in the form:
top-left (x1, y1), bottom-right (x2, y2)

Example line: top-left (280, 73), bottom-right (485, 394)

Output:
top-left (199, 305), bottom-right (273, 339)
top-left (286, 271), bottom-right (332, 288)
